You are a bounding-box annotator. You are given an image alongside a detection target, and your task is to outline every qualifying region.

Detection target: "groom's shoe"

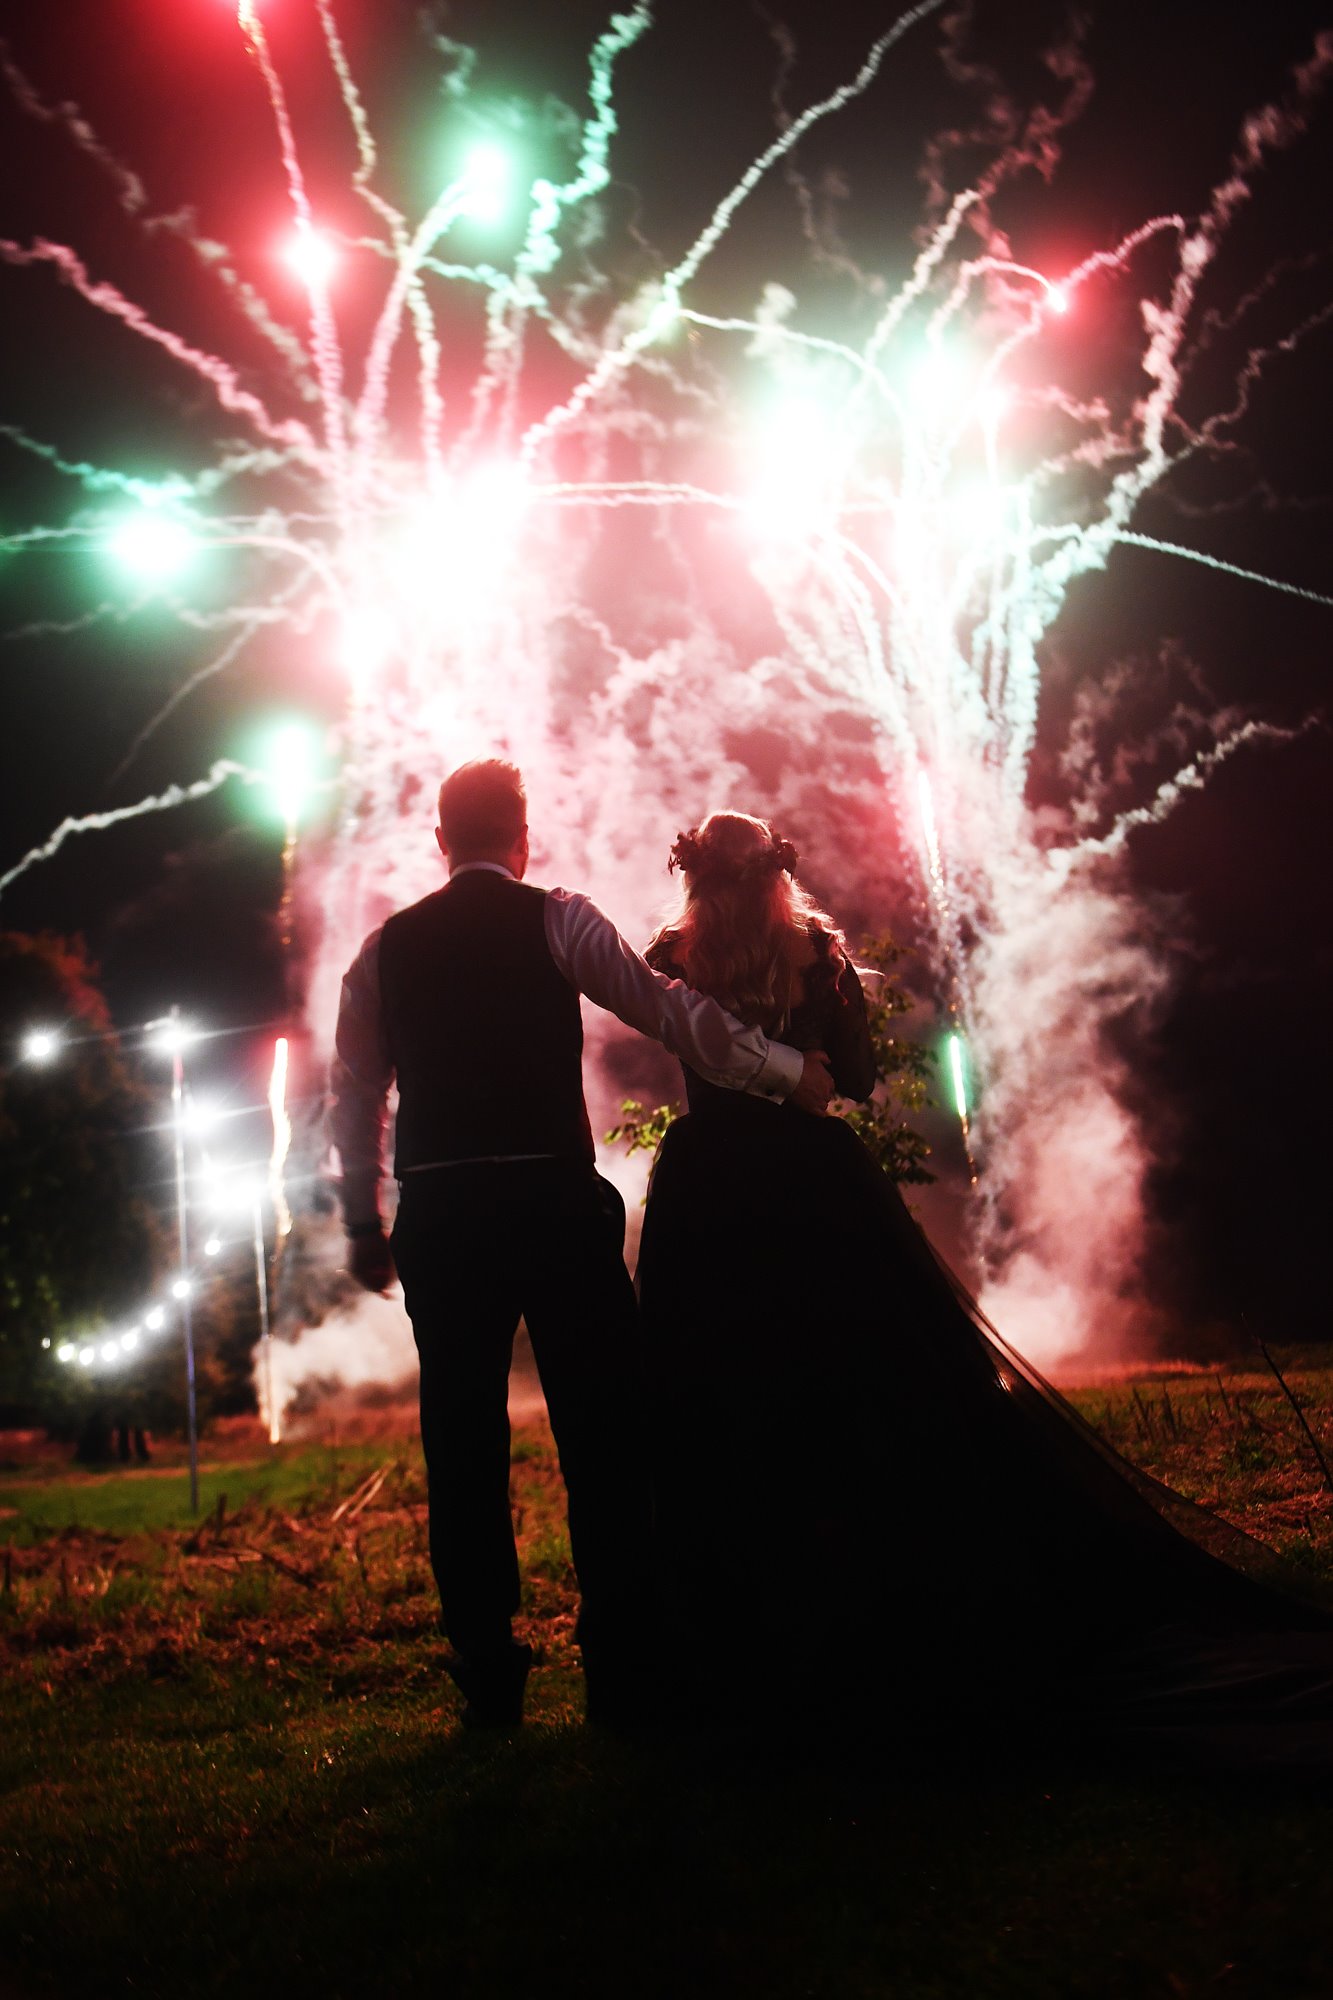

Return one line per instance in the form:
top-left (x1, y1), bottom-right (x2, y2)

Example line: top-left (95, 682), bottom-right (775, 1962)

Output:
top-left (445, 1641), bottom-right (533, 1729)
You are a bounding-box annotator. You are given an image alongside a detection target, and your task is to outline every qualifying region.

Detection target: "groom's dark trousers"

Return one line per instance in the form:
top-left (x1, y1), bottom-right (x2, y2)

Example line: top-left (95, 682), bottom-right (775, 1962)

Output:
top-left (331, 862), bottom-right (796, 1710)
top-left (392, 1160), bottom-right (650, 1688)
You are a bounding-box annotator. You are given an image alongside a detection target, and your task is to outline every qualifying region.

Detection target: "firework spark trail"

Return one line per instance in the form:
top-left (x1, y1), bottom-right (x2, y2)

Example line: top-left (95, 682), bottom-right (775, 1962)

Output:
top-left (681, 308), bottom-right (899, 410)
top-left (0, 41), bottom-right (146, 211)
top-left (0, 425), bottom-right (191, 504)
top-left (268, 1035), bottom-right (293, 1242)
top-left (0, 42), bottom-right (319, 397)
top-left (316, 0), bottom-right (446, 479)
top-left (0, 763), bottom-right (264, 901)
top-left (352, 179), bottom-right (477, 471)
top-left (316, 0), bottom-right (453, 481)
top-left (1192, 245), bottom-right (1333, 353)
top-left (105, 574), bottom-right (312, 791)
top-left (967, 215), bottom-right (1188, 432)
top-left (316, 0), bottom-right (381, 192)
top-left (517, 0), bottom-right (949, 468)
top-left (1055, 718), bottom-right (1328, 874)
top-left (1100, 532), bottom-right (1333, 609)
top-left (464, 2), bottom-right (653, 450)
top-left (0, 525), bottom-right (115, 555)
top-left (236, 2), bottom-right (347, 507)
top-left (1190, 297), bottom-right (1333, 454)
top-left (666, 0), bottom-right (948, 300)
top-left (0, 238), bottom-right (315, 457)
top-left (921, 7), bottom-right (1095, 249)
top-left (760, 10), bottom-right (878, 291)
top-left (1051, 46), bottom-right (1333, 571)
top-left (924, 45), bottom-right (1330, 801)
top-left (934, 96), bottom-right (1323, 796)
top-left (860, 186), bottom-right (983, 387)
top-left (153, 215), bottom-right (322, 402)
top-left (173, 600), bottom-right (310, 633)
top-left (1018, 521), bottom-right (1333, 611)
top-left (1, 602), bottom-right (132, 643)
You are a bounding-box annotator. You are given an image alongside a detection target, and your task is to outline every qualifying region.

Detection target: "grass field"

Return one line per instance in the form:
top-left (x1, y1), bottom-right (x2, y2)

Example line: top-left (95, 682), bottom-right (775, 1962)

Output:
top-left (4, 1363), bottom-right (1333, 2000)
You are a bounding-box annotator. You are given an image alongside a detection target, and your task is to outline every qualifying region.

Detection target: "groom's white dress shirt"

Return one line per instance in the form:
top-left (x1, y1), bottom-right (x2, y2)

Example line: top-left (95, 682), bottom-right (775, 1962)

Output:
top-left (330, 862), bottom-right (804, 1223)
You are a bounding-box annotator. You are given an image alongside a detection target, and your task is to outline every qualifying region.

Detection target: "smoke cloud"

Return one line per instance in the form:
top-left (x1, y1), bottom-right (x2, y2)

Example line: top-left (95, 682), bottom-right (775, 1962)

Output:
top-left (970, 843), bottom-right (1175, 1366)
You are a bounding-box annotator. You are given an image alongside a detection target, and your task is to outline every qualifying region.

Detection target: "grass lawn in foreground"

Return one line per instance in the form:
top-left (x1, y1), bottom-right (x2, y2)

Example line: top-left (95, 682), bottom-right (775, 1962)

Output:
top-left (0, 1440), bottom-right (388, 1543)
top-left (3, 1364), bottom-right (1333, 1999)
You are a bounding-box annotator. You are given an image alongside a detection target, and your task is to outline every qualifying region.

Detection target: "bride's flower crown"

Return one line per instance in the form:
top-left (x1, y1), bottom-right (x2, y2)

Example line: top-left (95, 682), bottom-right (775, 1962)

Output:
top-left (668, 826), bottom-right (799, 884)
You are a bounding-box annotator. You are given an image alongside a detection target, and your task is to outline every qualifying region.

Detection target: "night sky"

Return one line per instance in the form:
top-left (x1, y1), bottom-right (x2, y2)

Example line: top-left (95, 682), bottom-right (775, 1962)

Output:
top-left (0, 0), bottom-right (1329, 1348)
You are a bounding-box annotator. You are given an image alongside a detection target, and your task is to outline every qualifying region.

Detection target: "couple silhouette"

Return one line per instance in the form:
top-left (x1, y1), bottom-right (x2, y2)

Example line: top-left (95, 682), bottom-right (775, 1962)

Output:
top-left (330, 758), bottom-right (839, 1726)
top-left (332, 759), bottom-right (1333, 1750)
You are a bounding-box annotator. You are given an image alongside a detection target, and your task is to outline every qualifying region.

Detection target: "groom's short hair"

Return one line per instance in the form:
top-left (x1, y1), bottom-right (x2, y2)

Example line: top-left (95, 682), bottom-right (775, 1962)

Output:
top-left (437, 759), bottom-right (527, 857)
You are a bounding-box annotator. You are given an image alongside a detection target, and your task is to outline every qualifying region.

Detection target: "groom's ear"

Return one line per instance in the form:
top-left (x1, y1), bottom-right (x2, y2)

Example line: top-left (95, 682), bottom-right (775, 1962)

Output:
top-left (435, 826), bottom-right (448, 863)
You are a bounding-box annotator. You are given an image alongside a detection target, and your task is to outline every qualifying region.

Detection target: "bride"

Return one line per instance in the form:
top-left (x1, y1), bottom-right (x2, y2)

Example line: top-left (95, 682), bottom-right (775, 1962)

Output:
top-left (638, 810), bottom-right (1333, 1740)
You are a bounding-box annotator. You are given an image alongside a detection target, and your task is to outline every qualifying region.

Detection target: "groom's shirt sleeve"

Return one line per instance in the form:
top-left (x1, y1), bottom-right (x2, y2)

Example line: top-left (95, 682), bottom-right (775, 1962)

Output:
top-left (545, 889), bottom-right (803, 1100)
top-left (329, 926), bottom-right (392, 1226)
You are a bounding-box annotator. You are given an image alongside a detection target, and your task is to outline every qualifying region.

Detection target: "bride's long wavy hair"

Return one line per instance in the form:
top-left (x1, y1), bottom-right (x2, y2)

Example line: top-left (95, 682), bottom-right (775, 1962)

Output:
top-left (645, 811), bottom-right (848, 1032)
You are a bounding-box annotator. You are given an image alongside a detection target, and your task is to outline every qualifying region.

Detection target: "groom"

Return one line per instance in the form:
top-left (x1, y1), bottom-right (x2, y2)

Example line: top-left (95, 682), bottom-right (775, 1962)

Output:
top-left (330, 758), bottom-right (833, 1726)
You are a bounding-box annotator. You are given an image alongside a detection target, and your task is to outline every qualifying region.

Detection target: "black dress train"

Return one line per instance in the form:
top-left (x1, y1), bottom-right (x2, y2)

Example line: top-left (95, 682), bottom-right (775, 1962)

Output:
top-left (638, 936), bottom-right (1333, 1752)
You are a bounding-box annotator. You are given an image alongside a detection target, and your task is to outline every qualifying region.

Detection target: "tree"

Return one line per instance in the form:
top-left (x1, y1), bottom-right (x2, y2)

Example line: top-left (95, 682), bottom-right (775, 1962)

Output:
top-left (607, 933), bottom-right (936, 1184)
top-left (0, 933), bottom-right (162, 1423)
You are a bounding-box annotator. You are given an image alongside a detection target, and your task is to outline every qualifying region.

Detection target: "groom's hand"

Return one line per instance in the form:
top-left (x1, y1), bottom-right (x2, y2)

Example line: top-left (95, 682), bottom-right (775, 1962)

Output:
top-left (347, 1224), bottom-right (395, 1293)
top-left (789, 1049), bottom-right (834, 1116)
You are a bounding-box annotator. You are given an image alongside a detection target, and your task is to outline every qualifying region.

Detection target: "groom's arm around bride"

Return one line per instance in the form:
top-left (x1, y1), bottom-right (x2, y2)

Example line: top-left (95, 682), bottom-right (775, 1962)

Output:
top-left (327, 758), bottom-right (831, 1728)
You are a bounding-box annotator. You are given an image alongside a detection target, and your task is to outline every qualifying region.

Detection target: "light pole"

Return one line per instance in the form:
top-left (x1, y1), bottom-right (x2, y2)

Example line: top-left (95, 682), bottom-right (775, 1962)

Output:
top-left (150, 1007), bottom-right (200, 1513)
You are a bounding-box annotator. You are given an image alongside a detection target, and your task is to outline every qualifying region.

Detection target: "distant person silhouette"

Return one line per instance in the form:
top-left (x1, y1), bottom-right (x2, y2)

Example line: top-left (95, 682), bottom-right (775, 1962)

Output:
top-left (329, 759), bottom-right (833, 1726)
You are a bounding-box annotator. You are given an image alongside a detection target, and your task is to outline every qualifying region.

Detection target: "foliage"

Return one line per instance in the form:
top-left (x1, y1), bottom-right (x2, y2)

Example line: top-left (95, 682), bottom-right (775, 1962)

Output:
top-left (606, 932), bottom-right (936, 1185)
top-left (0, 934), bottom-right (164, 1423)
top-left (603, 1098), bottom-right (679, 1160)
top-left (837, 931), bottom-right (936, 1186)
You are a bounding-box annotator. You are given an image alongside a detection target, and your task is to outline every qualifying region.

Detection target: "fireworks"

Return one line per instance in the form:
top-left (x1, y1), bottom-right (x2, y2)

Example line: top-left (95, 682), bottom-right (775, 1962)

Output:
top-left (2, 6), bottom-right (1329, 1362)
top-left (947, 1033), bottom-right (968, 1125)
top-left (267, 1034), bottom-right (293, 1244)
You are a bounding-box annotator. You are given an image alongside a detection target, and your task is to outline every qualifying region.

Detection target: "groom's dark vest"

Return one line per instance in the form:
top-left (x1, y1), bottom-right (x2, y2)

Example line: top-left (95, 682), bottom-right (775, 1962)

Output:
top-left (378, 871), bottom-right (594, 1175)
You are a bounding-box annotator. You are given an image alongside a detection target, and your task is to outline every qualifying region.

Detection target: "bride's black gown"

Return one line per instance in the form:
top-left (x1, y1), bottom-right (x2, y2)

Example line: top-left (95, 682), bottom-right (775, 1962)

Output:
top-left (638, 937), bottom-right (1333, 1751)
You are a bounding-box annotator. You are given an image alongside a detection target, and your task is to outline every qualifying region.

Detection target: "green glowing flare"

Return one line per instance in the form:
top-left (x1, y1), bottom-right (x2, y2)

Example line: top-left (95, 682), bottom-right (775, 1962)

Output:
top-left (947, 1031), bottom-right (968, 1121)
top-left (258, 721), bottom-right (320, 829)
top-left (107, 511), bottom-right (197, 580)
